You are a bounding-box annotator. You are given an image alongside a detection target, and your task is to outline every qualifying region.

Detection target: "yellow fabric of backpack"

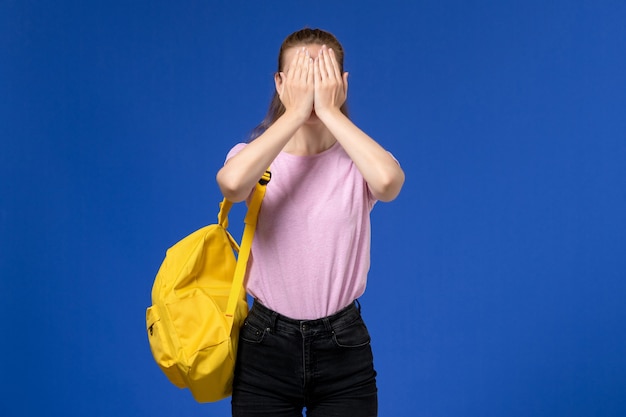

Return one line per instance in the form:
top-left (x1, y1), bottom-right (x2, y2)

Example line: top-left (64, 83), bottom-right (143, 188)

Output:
top-left (146, 171), bottom-right (270, 402)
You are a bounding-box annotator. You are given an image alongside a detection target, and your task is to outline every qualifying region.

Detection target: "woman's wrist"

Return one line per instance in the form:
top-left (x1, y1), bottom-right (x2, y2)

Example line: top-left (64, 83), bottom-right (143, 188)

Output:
top-left (281, 108), bottom-right (311, 126)
top-left (315, 106), bottom-right (345, 124)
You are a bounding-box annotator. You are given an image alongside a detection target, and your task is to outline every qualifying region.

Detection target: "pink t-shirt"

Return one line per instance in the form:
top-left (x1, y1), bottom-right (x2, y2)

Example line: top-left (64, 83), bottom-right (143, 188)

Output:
top-left (226, 141), bottom-right (377, 319)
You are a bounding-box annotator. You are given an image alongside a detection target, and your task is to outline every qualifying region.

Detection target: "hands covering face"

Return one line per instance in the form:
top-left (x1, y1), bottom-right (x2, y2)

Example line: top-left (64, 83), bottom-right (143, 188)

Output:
top-left (276, 45), bottom-right (349, 121)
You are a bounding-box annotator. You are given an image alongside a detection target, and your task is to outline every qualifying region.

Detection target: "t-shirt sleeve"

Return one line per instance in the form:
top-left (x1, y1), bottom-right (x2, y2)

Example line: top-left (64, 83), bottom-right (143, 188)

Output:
top-left (225, 142), bottom-right (247, 163)
top-left (387, 150), bottom-right (401, 167)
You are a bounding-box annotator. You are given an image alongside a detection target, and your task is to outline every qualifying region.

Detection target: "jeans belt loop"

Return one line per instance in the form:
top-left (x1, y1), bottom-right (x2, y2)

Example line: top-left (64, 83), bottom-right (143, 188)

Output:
top-left (322, 317), bottom-right (333, 333)
top-left (268, 310), bottom-right (278, 333)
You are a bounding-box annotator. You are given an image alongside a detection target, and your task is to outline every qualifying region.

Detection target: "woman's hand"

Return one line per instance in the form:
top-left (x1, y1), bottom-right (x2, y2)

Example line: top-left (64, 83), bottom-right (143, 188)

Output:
top-left (310, 46), bottom-right (404, 202)
top-left (313, 45), bottom-right (349, 118)
top-left (276, 47), bottom-right (315, 122)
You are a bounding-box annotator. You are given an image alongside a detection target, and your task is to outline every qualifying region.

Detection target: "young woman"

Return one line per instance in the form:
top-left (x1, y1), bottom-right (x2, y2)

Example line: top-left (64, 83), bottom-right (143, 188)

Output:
top-left (217, 28), bottom-right (404, 417)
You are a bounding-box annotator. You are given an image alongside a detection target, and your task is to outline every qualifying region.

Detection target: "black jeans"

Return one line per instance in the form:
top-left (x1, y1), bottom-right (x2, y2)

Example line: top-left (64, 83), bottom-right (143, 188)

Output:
top-left (232, 300), bottom-right (378, 417)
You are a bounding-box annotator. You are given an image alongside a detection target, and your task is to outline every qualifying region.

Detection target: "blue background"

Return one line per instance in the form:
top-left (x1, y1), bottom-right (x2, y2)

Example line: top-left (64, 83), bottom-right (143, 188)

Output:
top-left (2, 1), bottom-right (625, 416)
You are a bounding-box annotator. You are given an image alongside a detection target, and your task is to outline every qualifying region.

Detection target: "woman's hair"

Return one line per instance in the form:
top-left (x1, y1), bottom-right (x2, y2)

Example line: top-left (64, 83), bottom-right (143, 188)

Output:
top-left (249, 28), bottom-right (349, 140)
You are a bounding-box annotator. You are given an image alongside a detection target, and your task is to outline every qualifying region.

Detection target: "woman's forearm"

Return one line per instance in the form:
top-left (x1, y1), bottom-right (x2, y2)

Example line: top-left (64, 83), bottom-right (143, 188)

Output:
top-left (317, 108), bottom-right (405, 202)
top-left (216, 111), bottom-right (305, 202)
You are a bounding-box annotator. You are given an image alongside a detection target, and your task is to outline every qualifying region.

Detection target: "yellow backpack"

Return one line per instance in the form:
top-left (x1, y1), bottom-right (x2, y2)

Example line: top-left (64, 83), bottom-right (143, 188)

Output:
top-left (146, 171), bottom-right (270, 402)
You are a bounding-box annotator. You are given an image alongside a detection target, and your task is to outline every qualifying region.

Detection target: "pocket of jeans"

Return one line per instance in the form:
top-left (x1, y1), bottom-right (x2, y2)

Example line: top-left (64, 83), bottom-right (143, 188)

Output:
top-left (332, 318), bottom-right (371, 348)
top-left (239, 319), bottom-right (267, 344)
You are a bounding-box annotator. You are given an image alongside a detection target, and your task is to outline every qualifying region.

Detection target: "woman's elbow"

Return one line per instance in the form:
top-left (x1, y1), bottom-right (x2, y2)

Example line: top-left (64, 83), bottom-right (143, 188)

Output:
top-left (372, 169), bottom-right (405, 202)
top-left (216, 169), bottom-right (249, 203)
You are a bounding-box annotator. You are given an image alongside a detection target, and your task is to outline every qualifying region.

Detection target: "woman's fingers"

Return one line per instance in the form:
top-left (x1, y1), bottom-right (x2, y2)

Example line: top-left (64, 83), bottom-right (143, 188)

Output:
top-left (325, 47), bottom-right (342, 81)
top-left (313, 45), bottom-right (347, 115)
top-left (285, 48), bottom-right (300, 80)
top-left (278, 47), bottom-right (314, 119)
top-left (316, 47), bottom-right (326, 81)
top-left (294, 48), bottom-right (313, 86)
top-left (306, 52), bottom-right (314, 85)
top-left (287, 47), bottom-right (314, 82)
top-left (292, 48), bottom-right (304, 80)
top-left (313, 55), bottom-right (320, 82)
top-left (315, 45), bottom-right (341, 82)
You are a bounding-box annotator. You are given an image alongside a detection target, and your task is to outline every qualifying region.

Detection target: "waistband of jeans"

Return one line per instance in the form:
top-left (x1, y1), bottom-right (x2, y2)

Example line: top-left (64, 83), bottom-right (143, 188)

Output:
top-left (249, 299), bottom-right (362, 333)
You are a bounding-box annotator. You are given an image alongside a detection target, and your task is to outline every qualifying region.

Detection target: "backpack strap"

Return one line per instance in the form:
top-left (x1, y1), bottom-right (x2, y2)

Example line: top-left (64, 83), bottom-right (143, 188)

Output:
top-left (217, 200), bottom-right (233, 229)
top-left (225, 169), bottom-right (271, 328)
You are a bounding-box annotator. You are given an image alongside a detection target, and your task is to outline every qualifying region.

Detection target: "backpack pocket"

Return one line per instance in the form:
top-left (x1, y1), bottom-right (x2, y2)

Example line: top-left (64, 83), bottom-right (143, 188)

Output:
top-left (146, 305), bottom-right (186, 388)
